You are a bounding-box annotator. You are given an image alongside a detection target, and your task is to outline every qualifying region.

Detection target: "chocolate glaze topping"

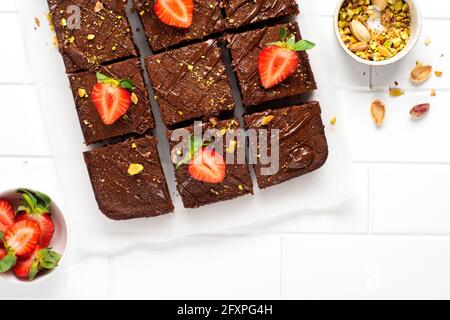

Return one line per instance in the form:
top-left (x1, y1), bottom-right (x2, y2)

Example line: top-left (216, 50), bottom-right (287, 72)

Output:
top-left (68, 58), bottom-right (154, 145)
top-left (134, 0), bottom-right (225, 52)
top-left (224, 0), bottom-right (299, 29)
top-left (167, 119), bottom-right (253, 208)
top-left (244, 102), bottom-right (328, 189)
top-left (227, 22), bottom-right (317, 107)
top-left (145, 40), bottom-right (235, 127)
top-left (48, 0), bottom-right (137, 73)
top-left (84, 136), bottom-right (174, 220)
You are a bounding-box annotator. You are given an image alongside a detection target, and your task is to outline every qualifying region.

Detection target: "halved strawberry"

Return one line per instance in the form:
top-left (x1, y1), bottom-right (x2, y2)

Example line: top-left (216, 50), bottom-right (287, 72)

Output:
top-left (0, 199), bottom-right (15, 233)
top-left (258, 26), bottom-right (315, 89)
top-left (91, 72), bottom-right (133, 125)
top-left (4, 220), bottom-right (40, 257)
top-left (188, 148), bottom-right (226, 183)
top-left (13, 245), bottom-right (61, 280)
top-left (258, 46), bottom-right (299, 89)
top-left (16, 189), bottom-right (55, 247)
top-left (16, 214), bottom-right (54, 248)
top-left (154, 0), bottom-right (193, 28)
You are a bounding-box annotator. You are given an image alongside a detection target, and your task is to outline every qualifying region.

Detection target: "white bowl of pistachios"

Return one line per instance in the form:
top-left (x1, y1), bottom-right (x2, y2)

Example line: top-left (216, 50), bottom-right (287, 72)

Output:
top-left (334, 0), bottom-right (422, 66)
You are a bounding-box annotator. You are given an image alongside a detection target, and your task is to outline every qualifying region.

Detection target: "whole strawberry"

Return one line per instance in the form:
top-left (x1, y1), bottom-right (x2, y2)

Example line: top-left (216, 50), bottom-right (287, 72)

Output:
top-left (16, 189), bottom-right (55, 247)
top-left (258, 27), bottom-right (315, 89)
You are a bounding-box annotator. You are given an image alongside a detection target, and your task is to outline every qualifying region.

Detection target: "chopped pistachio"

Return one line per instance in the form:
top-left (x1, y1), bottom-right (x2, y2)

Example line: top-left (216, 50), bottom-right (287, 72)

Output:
top-left (389, 87), bottom-right (404, 97)
top-left (435, 71), bottom-right (443, 77)
top-left (131, 143), bottom-right (137, 149)
top-left (128, 163), bottom-right (144, 176)
top-left (131, 92), bottom-right (138, 105)
top-left (139, 10), bottom-right (145, 16)
top-left (260, 115), bottom-right (274, 126)
top-left (329, 116), bottom-right (337, 125)
top-left (78, 88), bottom-right (86, 97)
top-left (87, 34), bottom-right (95, 40)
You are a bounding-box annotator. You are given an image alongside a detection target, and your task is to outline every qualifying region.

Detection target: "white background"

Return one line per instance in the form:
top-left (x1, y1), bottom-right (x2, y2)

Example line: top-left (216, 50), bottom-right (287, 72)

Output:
top-left (1, 0), bottom-right (450, 299)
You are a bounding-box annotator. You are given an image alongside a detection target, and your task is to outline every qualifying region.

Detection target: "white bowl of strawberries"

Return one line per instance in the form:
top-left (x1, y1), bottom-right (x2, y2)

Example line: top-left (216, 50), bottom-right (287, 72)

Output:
top-left (0, 189), bottom-right (68, 283)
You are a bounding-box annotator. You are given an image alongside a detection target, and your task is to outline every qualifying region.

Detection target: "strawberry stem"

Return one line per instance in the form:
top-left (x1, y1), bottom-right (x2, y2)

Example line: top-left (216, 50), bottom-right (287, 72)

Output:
top-left (16, 189), bottom-right (51, 215)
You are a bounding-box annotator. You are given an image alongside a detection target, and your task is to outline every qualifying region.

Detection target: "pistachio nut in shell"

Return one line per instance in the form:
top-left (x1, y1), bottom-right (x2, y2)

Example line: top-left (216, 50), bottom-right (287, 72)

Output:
top-left (411, 65), bottom-right (433, 84)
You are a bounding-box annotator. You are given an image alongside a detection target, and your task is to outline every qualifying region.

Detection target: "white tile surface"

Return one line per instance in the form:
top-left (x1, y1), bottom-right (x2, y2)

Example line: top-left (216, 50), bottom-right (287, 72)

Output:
top-left (372, 164), bottom-right (450, 234)
top-left (0, 0), bottom-right (15, 12)
top-left (420, 0), bottom-right (450, 19)
top-left (237, 164), bottom-right (369, 234)
top-left (0, 255), bottom-right (110, 299)
top-left (284, 235), bottom-right (450, 299)
top-left (0, 85), bottom-right (51, 156)
top-left (0, 14), bottom-right (28, 83)
top-left (343, 90), bottom-right (450, 163)
top-left (111, 236), bottom-right (281, 300)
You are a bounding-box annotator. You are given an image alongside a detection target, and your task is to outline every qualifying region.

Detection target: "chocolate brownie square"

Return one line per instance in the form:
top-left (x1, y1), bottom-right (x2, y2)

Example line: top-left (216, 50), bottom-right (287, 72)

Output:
top-left (68, 58), bottom-right (154, 145)
top-left (223, 0), bottom-right (299, 29)
top-left (167, 118), bottom-right (253, 208)
top-left (145, 40), bottom-right (235, 127)
top-left (227, 22), bottom-right (317, 107)
top-left (133, 0), bottom-right (225, 52)
top-left (244, 102), bottom-right (328, 189)
top-left (47, 0), bottom-right (137, 73)
top-left (84, 136), bottom-right (174, 220)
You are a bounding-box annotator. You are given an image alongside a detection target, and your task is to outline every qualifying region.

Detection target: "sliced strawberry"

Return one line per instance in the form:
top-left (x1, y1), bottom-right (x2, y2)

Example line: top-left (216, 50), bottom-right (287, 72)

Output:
top-left (0, 199), bottom-right (15, 233)
top-left (154, 0), bottom-right (193, 28)
top-left (258, 46), bottom-right (299, 89)
top-left (16, 189), bottom-right (55, 247)
top-left (16, 214), bottom-right (54, 248)
top-left (13, 244), bottom-right (61, 280)
top-left (4, 220), bottom-right (40, 257)
top-left (92, 83), bottom-right (131, 125)
top-left (188, 148), bottom-right (226, 183)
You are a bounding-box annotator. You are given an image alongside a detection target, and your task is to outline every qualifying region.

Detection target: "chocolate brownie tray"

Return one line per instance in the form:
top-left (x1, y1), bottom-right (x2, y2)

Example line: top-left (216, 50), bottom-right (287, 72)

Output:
top-left (18, 0), bottom-right (352, 251)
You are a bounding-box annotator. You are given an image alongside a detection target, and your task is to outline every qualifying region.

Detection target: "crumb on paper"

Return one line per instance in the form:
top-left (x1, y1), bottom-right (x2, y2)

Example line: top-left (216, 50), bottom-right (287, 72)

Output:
top-left (431, 89), bottom-right (436, 97)
top-left (329, 116), bottom-right (337, 126)
top-left (389, 87), bottom-right (405, 97)
top-left (435, 71), bottom-right (443, 77)
top-left (424, 37), bottom-right (431, 46)
top-left (34, 17), bottom-right (40, 28)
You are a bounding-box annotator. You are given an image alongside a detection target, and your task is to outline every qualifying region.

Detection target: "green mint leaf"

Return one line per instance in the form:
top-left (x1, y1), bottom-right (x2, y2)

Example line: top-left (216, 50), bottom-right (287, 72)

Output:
top-left (279, 27), bottom-right (286, 42)
top-left (286, 35), bottom-right (296, 50)
top-left (0, 252), bottom-right (17, 273)
top-left (293, 39), bottom-right (316, 51)
top-left (188, 135), bottom-right (203, 158)
top-left (17, 189), bottom-right (51, 214)
top-left (175, 135), bottom-right (203, 169)
top-left (38, 249), bottom-right (61, 270)
top-left (34, 190), bottom-right (52, 210)
top-left (119, 79), bottom-right (135, 91)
